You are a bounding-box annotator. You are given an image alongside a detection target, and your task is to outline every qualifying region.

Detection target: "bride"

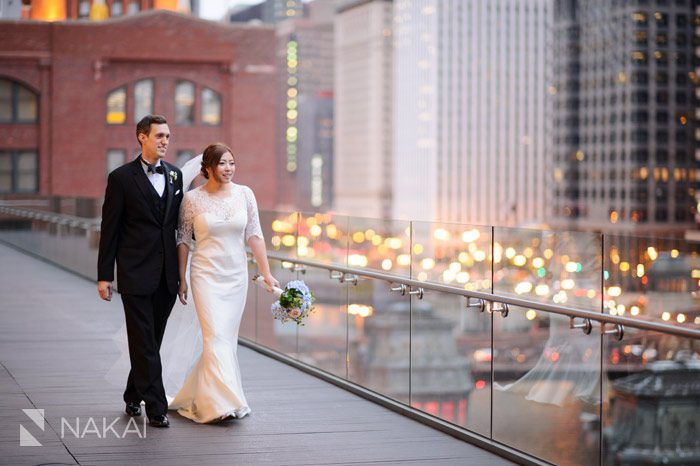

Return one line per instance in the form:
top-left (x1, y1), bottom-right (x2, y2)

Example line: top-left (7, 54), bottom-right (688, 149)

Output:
top-left (167, 143), bottom-right (279, 423)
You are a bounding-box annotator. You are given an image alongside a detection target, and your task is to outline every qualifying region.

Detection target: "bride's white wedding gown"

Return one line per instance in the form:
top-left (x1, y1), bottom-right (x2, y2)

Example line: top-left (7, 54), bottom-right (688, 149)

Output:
top-left (168, 183), bottom-right (263, 423)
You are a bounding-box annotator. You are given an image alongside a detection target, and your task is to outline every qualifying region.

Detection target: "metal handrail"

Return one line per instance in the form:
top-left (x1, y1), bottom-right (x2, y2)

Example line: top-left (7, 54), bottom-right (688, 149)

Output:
top-left (3, 205), bottom-right (698, 340)
top-left (266, 251), bottom-right (700, 341)
top-left (0, 206), bottom-right (99, 230)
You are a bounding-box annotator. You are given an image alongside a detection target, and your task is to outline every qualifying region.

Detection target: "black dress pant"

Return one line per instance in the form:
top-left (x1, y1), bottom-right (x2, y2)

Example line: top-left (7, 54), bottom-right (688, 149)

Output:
top-left (121, 271), bottom-right (176, 417)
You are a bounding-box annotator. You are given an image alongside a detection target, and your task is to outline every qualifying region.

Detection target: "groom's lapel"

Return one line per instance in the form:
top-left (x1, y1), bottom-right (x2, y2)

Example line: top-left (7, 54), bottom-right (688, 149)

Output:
top-left (130, 157), bottom-right (160, 221)
top-left (163, 162), bottom-right (175, 222)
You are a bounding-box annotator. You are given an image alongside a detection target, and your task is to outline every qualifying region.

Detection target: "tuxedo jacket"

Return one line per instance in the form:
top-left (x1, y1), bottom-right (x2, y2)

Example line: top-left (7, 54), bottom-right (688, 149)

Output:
top-left (98, 156), bottom-right (184, 295)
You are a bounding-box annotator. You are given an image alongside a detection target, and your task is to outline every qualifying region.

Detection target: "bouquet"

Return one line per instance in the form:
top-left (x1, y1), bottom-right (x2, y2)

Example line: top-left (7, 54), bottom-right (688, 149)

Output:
top-left (252, 274), bottom-right (315, 325)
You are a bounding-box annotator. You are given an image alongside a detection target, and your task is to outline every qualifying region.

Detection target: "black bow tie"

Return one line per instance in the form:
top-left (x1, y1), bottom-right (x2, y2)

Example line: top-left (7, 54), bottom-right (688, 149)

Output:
top-left (145, 162), bottom-right (164, 175)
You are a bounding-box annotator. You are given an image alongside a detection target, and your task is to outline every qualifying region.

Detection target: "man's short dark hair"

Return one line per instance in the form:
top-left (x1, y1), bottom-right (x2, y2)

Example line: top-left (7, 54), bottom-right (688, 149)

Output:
top-left (136, 115), bottom-right (168, 146)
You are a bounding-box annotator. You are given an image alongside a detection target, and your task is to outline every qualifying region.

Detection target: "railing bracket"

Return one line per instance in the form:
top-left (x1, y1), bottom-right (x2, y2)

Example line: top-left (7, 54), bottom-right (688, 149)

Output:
top-left (466, 297), bottom-right (486, 313)
top-left (341, 273), bottom-right (358, 285)
top-left (602, 323), bottom-right (624, 341)
top-left (570, 317), bottom-right (593, 335)
top-left (490, 302), bottom-right (509, 317)
top-left (408, 287), bottom-right (424, 299)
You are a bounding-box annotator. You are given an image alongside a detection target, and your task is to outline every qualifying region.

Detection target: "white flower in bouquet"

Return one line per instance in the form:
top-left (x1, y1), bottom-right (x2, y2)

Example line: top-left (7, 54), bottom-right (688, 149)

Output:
top-left (253, 275), bottom-right (315, 325)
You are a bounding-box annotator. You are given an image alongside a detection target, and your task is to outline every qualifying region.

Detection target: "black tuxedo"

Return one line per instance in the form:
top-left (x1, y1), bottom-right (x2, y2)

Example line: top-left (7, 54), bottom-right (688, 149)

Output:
top-left (98, 156), bottom-right (183, 417)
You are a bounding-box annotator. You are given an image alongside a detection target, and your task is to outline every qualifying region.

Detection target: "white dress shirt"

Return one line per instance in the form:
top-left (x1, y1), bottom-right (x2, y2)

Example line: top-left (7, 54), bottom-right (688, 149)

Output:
top-left (141, 159), bottom-right (165, 197)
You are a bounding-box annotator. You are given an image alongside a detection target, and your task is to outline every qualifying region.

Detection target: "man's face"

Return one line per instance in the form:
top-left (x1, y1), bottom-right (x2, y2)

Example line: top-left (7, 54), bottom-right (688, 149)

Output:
top-left (139, 123), bottom-right (170, 160)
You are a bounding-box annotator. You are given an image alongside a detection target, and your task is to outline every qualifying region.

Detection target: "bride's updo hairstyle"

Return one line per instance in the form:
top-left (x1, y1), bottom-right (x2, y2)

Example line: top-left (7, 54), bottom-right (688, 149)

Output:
top-left (200, 143), bottom-right (234, 179)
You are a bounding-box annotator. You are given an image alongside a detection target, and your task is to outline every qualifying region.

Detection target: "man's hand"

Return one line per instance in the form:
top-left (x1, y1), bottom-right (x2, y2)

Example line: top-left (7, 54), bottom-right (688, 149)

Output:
top-left (178, 280), bottom-right (188, 305)
top-left (98, 281), bottom-right (113, 301)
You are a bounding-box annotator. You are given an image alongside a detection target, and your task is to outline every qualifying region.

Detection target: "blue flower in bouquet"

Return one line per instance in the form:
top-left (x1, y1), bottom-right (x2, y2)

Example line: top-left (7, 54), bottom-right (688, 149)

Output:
top-left (271, 280), bottom-right (315, 325)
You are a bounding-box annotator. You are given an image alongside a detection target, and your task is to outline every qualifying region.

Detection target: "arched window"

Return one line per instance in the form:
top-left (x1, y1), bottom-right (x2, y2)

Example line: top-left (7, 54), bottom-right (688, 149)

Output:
top-left (0, 78), bottom-right (38, 123)
top-left (175, 81), bottom-right (195, 125)
top-left (134, 79), bottom-right (154, 122)
top-left (106, 87), bottom-right (127, 125)
top-left (201, 88), bottom-right (221, 126)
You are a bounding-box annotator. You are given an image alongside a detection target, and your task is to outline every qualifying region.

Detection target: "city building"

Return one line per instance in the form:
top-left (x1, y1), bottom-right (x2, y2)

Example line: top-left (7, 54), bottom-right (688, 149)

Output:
top-left (550, 0), bottom-right (700, 236)
top-left (334, 0), bottom-right (394, 219)
top-left (392, 0), bottom-right (549, 227)
top-left (274, 1), bottom-right (339, 212)
top-left (0, 10), bottom-right (278, 207)
top-left (229, 0), bottom-right (303, 24)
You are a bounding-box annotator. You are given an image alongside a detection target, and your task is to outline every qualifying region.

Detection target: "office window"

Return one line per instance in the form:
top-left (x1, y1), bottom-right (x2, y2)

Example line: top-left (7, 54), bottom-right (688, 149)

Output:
top-left (106, 149), bottom-right (126, 176)
top-left (106, 87), bottom-right (127, 125)
top-left (201, 88), bottom-right (221, 126)
top-left (0, 78), bottom-right (38, 123)
top-left (134, 79), bottom-right (154, 122)
top-left (0, 150), bottom-right (37, 193)
top-left (175, 81), bottom-right (195, 125)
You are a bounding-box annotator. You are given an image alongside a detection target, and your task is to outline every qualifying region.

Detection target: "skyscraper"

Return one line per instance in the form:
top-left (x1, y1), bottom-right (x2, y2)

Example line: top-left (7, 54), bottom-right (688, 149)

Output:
top-left (276, 9), bottom-right (335, 211)
top-left (229, 0), bottom-right (304, 24)
top-left (393, 0), bottom-right (549, 227)
top-left (334, 0), bottom-right (394, 219)
top-left (550, 0), bottom-right (700, 235)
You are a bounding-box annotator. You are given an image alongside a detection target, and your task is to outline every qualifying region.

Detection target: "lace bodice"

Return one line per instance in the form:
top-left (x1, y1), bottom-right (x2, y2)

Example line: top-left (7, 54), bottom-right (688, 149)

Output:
top-left (176, 184), bottom-right (263, 247)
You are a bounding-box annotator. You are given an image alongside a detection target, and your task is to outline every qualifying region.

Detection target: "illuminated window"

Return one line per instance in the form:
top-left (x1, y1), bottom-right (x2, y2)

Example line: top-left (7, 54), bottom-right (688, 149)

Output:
top-left (0, 150), bottom-right (37, 193)
top-left (106, 87), bottom-right (127, 125)
top-left (201, 88), bottom-right (221, 126)
top-left (0, 79), bottom-right (38, 123)
top-left (134, 79), bottom-right (153, 122)
top-left (175, 81), bottom-right (195, 125)
top-left (106, 149), bottom-right (125, 176)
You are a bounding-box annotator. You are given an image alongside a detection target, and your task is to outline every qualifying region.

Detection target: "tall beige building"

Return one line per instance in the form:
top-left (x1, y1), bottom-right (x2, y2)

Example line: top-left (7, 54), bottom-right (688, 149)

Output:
top-left (333, 0), bottom-right (393, 219)
top-left (393, 0), bottom-right (549, 227)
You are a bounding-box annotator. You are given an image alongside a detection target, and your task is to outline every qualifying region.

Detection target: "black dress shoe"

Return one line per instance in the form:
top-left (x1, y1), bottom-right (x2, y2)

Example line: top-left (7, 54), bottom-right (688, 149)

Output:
top-left (125, 402), bottom-right (141, 417)
top-left (149, 414), bottom-right (170, 428)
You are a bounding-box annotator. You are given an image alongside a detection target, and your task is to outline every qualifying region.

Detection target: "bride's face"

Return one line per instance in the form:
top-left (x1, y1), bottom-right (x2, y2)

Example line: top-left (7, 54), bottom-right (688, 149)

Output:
top-left (211, 152), bottom-right (236, 183)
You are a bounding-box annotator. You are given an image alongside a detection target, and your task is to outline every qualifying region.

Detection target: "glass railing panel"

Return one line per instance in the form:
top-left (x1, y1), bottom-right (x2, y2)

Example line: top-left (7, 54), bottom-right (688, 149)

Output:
top-left (494, 227), bottom-right (603, 311)
top-left (259, 210), bottom-right (299, 259)
top-left (297, 265), bottom-right (348, 379)
top-left (492, 306), bottom-right (602, 465)
top-left (602, 328), bottom-right (700, 465)
top-left (254, 258), bottom-right (298, 357)
top-left (410, 289), bottom-right (491, 437)
top-left (240, 259), bottom-right (258, 341)
top-left (411, 220), bottom-right (492, 290)
top-left (295, 211), bottom-right (350, 267)
top-left (603, 234), bottom-right (700, 328)
top-left (348, 276), bottom-right (410, 404)
top-left (345, 215), bottom-right (412, 278)
top-left (0, 214), bottom-right (98, 280)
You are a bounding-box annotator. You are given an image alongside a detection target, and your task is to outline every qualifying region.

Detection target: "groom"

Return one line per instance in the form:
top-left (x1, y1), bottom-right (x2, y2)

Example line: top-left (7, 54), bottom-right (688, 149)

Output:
top-left (97, 114), bottom-right (183, 427)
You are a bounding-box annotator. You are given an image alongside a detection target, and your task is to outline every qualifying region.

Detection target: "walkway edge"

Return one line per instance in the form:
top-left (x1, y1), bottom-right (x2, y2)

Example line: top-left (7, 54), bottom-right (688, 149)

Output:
top-left (239, 337), bottom-right (552, 466)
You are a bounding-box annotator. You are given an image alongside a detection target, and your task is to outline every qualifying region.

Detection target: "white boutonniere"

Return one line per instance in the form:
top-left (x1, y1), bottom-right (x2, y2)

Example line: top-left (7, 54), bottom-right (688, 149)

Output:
top-left (169, 171), bottom-right (178, 185)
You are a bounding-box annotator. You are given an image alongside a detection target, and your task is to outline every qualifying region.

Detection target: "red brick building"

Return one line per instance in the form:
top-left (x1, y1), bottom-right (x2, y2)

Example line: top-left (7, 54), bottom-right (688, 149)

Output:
top-left (0, 10), bottom-right (279, 208)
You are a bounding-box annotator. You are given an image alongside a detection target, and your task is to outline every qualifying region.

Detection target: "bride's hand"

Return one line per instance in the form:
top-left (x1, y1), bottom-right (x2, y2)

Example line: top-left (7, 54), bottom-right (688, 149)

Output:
top-left (178, 280), bottom-right (188, 305)
top-left (263, 274), bottom-right (280, 292)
